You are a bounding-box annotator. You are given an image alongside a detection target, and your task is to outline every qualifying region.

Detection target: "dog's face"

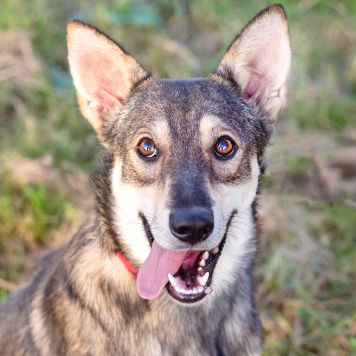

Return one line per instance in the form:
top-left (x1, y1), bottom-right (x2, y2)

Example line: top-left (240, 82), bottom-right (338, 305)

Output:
top-left (67, 5), bottom-right (290, 303)
top-left (110, 79), bottom-right (266, 302)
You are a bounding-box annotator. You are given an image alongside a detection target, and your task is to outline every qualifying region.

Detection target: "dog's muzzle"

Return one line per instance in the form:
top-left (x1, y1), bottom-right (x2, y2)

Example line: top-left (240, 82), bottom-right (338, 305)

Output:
top-left (136, 209), bottom-right (237, 303)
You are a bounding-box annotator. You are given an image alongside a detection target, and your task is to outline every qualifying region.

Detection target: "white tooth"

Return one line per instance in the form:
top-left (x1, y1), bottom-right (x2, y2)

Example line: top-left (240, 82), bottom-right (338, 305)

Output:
top-left (193, 287), bottom-right (198, 294)
top-left (168, 273), bottom-right (179, 287)
top-left (199, 259), bottom-right (206, 267)
top-left (176, 285), bottom-right (184, 294)
top-left (198, 267), bottom-right (203, 272)
top-left (212, 247), bottom-right (219, 254)
top-left (197, 286), bottom-right (204, 293)
top-left (202, 251), bottom-right (209, 260)
top-left (197, 272), bottom-right (209, 287)
top-left (205, 286), bottom-right (213, 295)
top-left (182, 287), bottom-right (192, 295)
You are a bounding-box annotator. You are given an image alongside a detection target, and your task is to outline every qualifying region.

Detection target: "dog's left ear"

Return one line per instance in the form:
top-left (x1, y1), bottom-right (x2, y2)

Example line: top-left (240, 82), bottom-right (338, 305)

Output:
top-left (67, 20), bottom-right (150, 139)
top-left (214, 4), bottom-right (291, 122)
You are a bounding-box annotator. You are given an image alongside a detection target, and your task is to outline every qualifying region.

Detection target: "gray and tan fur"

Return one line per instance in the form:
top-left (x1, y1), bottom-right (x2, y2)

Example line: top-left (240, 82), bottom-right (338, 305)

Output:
top-left (0, 5), bottom-right (291, 355)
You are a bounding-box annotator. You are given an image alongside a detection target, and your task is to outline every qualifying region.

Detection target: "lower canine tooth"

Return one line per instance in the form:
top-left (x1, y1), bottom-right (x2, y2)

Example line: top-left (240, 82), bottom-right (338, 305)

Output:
top-left (205, 286), bottom-right (213, 295)
top-left (197, 272), bottom-right (209, 287)
top-left (168, 273), bottom-right (179, 287)
top-left (212, 247), bottom-right (219, 254)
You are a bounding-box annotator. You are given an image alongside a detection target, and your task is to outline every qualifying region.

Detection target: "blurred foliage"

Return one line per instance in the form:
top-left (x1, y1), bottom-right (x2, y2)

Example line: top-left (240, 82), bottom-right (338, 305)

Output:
top-left (1, 0), bottom-right (356, 354)
top-left (0, 177), bottom-right (68, 244)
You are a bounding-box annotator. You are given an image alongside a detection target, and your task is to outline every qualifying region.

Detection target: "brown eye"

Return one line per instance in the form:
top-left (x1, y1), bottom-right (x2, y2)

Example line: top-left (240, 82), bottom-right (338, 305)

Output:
top-left (137, 138), bottom-right (157, 158)
top-left (214, 137), bottom-right (237, 158)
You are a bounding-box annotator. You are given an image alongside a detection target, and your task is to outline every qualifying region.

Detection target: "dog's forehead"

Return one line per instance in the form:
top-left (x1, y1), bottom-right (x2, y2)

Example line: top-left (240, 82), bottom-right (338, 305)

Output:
top-left (140, 78), bottom-right (246, 123)
top-left (122, 78), bottom-right (257, 139)
top-left (111, 77), bottom-right (270, 157)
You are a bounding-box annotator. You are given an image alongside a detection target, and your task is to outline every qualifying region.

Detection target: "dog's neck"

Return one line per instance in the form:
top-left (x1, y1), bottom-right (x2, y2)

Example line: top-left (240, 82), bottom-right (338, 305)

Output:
top-left (117, 252), bottom-right (137, 275)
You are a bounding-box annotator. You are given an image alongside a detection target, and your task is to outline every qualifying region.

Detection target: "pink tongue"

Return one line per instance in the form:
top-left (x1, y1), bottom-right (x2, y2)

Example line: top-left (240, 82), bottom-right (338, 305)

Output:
top-left (137, 241), bottom-right (188, 300)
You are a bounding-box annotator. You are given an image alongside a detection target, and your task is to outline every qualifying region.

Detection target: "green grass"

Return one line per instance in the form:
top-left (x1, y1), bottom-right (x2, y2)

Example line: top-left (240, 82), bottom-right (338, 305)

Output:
top-left (0, 170), bottom-right (77, 297)
top-left (0, 176), bottom-right (73, 244)
top-left (259, 199), bottom-right (356, 354)
top-left (1, 0), bottom-right (356, 353)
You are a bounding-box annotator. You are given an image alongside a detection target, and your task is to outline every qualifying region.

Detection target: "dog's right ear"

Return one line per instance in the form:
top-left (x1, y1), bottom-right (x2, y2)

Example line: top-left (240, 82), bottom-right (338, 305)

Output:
top-left (67, 20), bottom-right (150, 138)
top-left (214, 4), bottom-right (291, 123)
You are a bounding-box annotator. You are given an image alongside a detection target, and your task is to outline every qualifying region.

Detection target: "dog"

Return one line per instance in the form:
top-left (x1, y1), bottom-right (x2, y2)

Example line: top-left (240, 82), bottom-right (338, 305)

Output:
top-left (0, 4), bottom-right (290, 355)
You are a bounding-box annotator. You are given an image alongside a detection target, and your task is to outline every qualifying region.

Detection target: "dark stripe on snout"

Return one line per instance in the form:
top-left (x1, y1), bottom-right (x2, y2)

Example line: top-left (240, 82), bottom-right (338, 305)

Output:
top-left (168, 168), bottom-right (214, 245)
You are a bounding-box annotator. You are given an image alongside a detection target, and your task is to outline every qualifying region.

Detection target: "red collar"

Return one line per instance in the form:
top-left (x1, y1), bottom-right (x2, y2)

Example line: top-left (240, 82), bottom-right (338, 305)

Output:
top-left (117, 252), bottom-right (137, 275)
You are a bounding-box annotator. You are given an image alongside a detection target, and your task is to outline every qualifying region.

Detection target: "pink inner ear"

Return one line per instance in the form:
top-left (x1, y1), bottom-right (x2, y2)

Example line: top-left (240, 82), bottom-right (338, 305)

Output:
top-left (243, 73), bottom-right (266, 104)
top-left (79, 54), bottom-right (128, 111)
top-left (242, 45), bottom-right (276, 103)
top-left (244, 76), bottom-right (259, 100)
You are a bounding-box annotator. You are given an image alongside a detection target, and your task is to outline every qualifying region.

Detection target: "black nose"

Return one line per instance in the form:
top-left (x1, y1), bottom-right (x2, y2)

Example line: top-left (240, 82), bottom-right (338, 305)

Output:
top-left (169, 208), bottom-right (214, 245)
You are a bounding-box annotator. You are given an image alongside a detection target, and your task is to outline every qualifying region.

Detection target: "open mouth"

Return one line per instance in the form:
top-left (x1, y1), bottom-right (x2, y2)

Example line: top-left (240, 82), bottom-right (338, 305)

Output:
top-left (167, 245), bottom-right (221, 303)
top-left (137, 210), bottom-right (236, 303)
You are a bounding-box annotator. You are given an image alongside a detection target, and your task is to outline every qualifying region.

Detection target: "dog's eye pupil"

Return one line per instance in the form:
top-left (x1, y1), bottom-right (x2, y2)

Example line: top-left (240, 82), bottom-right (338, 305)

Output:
top-left (214, 137), bottom-right (236, 158)
top-left (137, 139), bottom-right (157, 158)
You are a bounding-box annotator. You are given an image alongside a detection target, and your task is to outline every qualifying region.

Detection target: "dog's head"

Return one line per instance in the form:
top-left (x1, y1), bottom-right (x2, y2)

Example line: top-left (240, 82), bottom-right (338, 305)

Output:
top-left (67, 5), bottom-right (290, 303)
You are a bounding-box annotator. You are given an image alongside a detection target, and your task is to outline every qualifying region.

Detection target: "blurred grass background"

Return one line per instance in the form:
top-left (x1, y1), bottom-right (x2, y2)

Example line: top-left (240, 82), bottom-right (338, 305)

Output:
top-left (0, 0), bottom-right (356, 354)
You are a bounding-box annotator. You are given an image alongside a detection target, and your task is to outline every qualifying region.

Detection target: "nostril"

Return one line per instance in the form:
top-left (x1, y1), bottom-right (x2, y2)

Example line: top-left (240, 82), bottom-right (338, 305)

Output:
top-left (176, 226), bottom-right (190, 236)
top-left (169, 208), bottom-right (214, 245)
top-left (199, 222), bottom-right (213, 240)
top-left (200, 226), bottom-right (212, 236)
